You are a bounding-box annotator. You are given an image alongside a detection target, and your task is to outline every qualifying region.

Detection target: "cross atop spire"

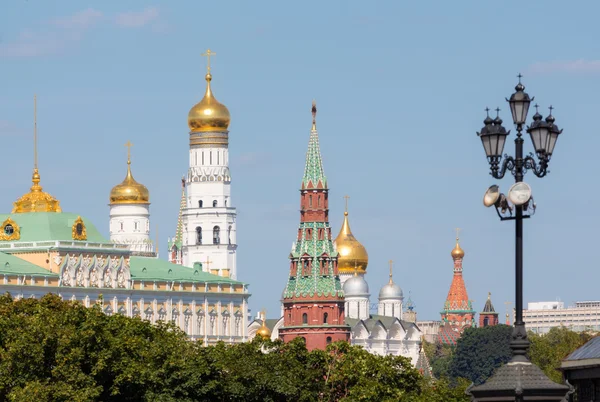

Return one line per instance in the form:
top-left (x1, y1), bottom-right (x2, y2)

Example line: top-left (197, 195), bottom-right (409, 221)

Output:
top-left (343, 195), bottom-right (350, 213)
top-left (388, 260), bottom-right (394, 283)
top-left (34, 94), bottom-right (38, 169)
top-left (312, 100), bottom-right (317, 130)
top-left (201, 49), bottom-right (216, 72)
top-left (124, 141), bottom-right (133, 165)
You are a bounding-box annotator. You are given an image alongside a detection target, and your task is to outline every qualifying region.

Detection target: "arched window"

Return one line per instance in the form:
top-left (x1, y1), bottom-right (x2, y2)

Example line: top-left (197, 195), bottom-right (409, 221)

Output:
top-left (318, 195), bottom-right (321, 207)
top-left (196, 227), bottom-right (202, 245)
top-left (212, 200), bottom-right (217, 207)
top-left (326, 336), bottom-right (332, 345)
top-left (323, 312), bottom-right (328, 324)
top-left (303, 260), bottom-right (310, 276)
top-left (134, 221), bottom-right (138, 230)
top-left (225, 199), bottom-right (227, 207)
top-left (483, 317), bottom-right (489, 327)
top-left (213, 226), bottom-right (220, 244)
top-left (198, 200), bottom-right (203, 208)
top-left (309, 195), bottom-right (313, 207)
top-left (228, 225), bottom-right (232, 245)
top-left (120, 222), bottom-right (124, 231)
top-left (302, 313), bottom-right (308, 325)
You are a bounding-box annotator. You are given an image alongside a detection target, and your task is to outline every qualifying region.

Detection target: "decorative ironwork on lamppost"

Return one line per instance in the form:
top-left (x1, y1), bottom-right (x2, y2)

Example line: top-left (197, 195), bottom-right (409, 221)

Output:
top-left (467, 75), bottom-right (570, 402)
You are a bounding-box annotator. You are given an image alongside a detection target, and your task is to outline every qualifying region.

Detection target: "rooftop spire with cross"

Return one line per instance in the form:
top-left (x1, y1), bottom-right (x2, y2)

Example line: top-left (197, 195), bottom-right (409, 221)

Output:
top-left (343, 195), bottom-right (350, 213)
top-left (124, 140), bottom-right (133, 165)
top-left (388, 259), bottom-right (394, 283)
top-left (201, 49), bottom-right (216, 72)
top-left (517, 73), bottom-right (523, 83)
top-left (204, 257), bottom-right (213, 270)
top-left (455, 227), bottom-right (461, 242)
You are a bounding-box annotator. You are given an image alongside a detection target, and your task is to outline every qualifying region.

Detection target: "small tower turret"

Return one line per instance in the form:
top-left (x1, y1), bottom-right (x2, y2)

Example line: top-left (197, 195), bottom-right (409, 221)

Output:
top-left (479, 292), bottom-right (499, 327)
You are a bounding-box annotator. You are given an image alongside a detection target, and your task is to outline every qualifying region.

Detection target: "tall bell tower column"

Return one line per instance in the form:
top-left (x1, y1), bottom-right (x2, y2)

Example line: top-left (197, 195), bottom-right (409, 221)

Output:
top-left (179, 50), bottom-right (237, 279)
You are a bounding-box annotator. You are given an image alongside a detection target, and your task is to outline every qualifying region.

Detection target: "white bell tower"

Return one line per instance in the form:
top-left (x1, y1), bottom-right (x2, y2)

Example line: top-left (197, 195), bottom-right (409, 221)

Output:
top-left (180, 51), bottom-right (237, 279)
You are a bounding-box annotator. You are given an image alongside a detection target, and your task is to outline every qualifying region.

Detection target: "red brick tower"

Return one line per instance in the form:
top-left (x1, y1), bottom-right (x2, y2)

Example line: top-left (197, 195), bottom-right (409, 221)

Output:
top-left (437, 232), bottom-right (476, 345)
top-left (279, 102), bottom-right (350, 350)
top-left (479, 292), bottom-right (499, 327)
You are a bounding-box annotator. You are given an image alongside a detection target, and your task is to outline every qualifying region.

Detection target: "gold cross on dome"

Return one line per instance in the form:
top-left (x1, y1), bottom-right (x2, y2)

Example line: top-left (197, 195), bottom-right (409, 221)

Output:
top-left (201, 49), bottom-right (216, 72)
top-left (343, 195), bottom-right (350, 212)
top-left (388, 260), bottom-right (393, 278)
top-left (204, 257), bottom-right (213, 270)
top-left (455, 227), bottom-right (461, 240)
top-left (124, 141), bottom-right (133, 163)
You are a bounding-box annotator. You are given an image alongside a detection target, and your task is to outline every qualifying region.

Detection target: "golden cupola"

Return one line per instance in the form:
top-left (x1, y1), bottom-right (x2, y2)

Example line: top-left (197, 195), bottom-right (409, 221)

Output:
top-left (187, 50), bottom-right (230, 133)
top-left (255, 310), bottom-right (272, 340)
top-left (13, 95), bottom-right (62, 214)
top-left (109, 142), bottom-right (149, 205)
top-left (334, 207), bottom-right (369, 274)
top-left (451, 236), bottom-right (465, 260)
top-left (13, 168), bottom-right (62, 213)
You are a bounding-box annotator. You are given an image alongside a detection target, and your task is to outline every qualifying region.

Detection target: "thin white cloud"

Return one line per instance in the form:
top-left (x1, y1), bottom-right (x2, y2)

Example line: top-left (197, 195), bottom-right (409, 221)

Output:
top-left (0, 30), bottom-right (66, 58)
top-left (528, 59), bottom-right (600, 74)
top-left (115, 7), bottom-right (159, 28)
top-left (51, 8), bottom-right (103, 29)
top-left (0, 7), bottom-right (160, 58)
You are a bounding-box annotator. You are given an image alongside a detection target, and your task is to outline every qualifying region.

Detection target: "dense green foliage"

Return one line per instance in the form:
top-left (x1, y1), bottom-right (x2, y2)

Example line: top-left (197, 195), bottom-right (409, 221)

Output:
top-left (529, 326), bottom-right (594, 383)
top-left (448, 325), bottom-right (513, 385)
top-left (0, 294), bottom-right (469, 402)
top-left (425, 324), bottom-right (594, 388)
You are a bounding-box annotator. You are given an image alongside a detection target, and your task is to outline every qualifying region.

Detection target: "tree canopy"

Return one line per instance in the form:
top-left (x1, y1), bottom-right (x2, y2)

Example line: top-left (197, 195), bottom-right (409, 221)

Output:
top-left (0, 293), bottom-right (468, 402)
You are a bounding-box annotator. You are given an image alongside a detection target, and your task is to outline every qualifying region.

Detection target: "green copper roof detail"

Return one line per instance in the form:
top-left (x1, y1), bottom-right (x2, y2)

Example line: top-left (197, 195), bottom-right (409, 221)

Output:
top-left (301, 126), bottom-right (327, 189)
top-left (283, 221), bottom-right (342, 299)
top-left (0, 212), bottom-right (107, 243)
top-left (0, 252), bottom-right (58, 276)
top-left (129, 256), bottom-right (244, 285)
top-left (168, 179), bottom-right (186, 250)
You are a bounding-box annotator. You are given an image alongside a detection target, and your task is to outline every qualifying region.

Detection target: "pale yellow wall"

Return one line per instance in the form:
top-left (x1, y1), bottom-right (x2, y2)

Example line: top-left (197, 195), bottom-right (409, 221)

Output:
top-left (13, 252), bottom-right (54, 273)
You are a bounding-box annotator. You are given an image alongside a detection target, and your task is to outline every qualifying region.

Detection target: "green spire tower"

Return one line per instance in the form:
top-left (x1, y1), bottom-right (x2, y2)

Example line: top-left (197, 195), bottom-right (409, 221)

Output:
top-left (167, 178), bottom-right (186, 264)
top-left (279, 101), bottom-right (350, 350)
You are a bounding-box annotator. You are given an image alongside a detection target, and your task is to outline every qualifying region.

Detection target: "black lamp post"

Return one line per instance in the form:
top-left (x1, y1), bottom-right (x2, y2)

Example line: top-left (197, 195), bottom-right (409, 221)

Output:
top-left (468, 76), bottom-right (570, 402)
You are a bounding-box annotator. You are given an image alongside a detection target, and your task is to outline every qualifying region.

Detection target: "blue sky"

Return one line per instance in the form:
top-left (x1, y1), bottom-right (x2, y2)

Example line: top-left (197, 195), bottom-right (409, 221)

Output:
top-left (1, 1), bottom-right (598, 322)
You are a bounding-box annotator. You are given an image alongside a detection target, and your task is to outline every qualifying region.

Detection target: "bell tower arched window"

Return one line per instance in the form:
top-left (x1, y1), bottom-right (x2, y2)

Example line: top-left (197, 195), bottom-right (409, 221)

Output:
top-left (198, 200), bottom-right (203, 208)
top-left (213, 226), bottom-right (220, 244)
top-left (323, 312), bottom-right (328, 324)
top-left (228, 225), bottom-right (232, 245)
top-left (302, 313), bottom-right (308, 325)
top-left (212, 200), bottom-right (217, 207)
top-left (196, 227), bottom-right (202, 245)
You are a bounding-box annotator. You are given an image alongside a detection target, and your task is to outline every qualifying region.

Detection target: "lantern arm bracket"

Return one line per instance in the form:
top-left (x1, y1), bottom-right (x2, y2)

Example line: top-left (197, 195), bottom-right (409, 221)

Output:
top-left (523, 153), bottom-right (549, 178)
top-left (489, 154), bottom-right (515, 180)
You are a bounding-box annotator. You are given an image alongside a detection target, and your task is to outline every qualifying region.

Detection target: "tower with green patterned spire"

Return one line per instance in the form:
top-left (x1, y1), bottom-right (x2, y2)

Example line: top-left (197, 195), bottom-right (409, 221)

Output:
top-left (279, 101), bottom-right (350, 351)
top-left (167, 178), bottom-right (186, 265)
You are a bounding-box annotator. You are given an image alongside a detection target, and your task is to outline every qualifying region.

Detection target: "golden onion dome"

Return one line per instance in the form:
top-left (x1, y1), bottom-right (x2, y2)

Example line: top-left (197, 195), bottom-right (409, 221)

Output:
top-left (12, 168), bottom-right (62, 213)
top-left (334, 211), bottom-right (369, 274)
top-left (255, 311), bottom-right (272, 340)
top-left (109, 153), bottom-right (149, 205)
top-left (188, 73), bottom-right (231, 133)
top-left (451, 237), bottom-right (465, 260)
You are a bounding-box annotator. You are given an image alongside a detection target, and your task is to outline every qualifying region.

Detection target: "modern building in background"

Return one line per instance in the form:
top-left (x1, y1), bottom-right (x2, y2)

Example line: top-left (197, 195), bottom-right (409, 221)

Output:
top-left (523, 301), bottom-right (600, 334)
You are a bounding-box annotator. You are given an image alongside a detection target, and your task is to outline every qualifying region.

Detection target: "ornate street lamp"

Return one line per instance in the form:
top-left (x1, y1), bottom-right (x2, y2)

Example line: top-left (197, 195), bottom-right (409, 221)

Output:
top-left (468, 76), bottom-right (570, 402)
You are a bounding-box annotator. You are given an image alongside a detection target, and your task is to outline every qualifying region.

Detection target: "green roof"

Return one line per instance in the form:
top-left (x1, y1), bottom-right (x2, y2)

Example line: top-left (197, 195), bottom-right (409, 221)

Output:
top-left (0, 212), bottom-right (108, 243)
top-left (301, 125), bottom-right (327, 189)
top-left (0, 252), bottom-right (58, 276)
top-left (129, 256), bottom-right (244, 285)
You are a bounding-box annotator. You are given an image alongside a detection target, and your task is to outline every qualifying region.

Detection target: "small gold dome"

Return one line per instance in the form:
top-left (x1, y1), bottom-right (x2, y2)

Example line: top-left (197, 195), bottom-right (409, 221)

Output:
top-left (335, 211), bottom-right (369, 274)
top-left (12, 168), bottom-right (62, 213)
top-left (110, 159), bottom-right (149, 205)
top-left (255, 313), bottom-right (272, 340)
top-left (188, 73), bottom-right (230, 133)
top-left (451, 237), bottom-right (465, 260)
